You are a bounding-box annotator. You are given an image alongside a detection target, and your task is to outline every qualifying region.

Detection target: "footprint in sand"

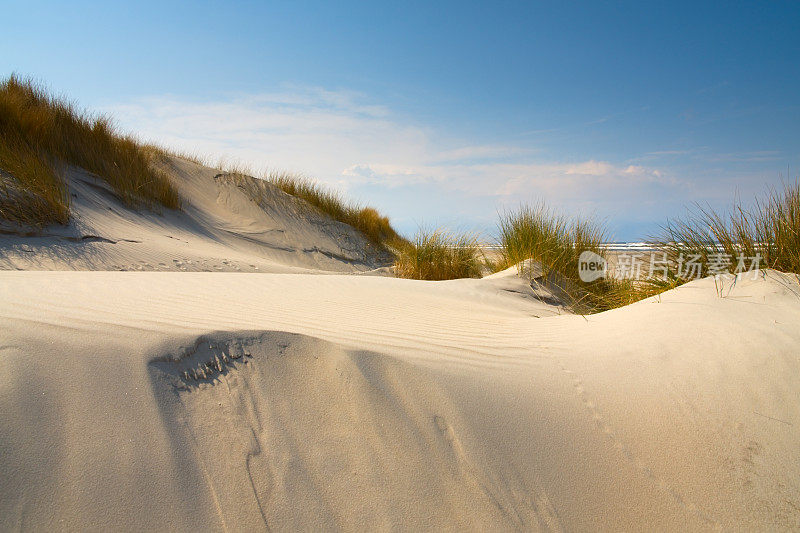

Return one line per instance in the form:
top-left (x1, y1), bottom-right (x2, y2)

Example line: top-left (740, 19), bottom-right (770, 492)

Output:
top-left (559, 365), bottom-right (718, 528)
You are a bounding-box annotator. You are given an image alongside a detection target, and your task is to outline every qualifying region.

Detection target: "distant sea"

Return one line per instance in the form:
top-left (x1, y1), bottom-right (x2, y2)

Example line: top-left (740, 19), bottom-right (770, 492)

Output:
top-left (599, 242), bottom-right (657, 252)
top-left (482, 242), bottom-right (657, 252)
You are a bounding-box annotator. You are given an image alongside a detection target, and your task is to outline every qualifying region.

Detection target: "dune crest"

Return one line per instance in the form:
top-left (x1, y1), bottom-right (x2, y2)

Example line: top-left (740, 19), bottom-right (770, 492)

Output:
top-left (150, 330), bottom-right (557, 530)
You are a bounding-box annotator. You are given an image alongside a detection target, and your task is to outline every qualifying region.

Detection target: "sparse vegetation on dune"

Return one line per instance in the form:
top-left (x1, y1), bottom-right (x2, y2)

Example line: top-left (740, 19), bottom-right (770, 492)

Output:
top-left (217, 163), bottom-right (490, 280)
top-left (493, 181), bottom-right (800, 313)
top-left (0, 75), bottom-right (179, 226)
top-left (496, 204), bottom-right (670, 313)
top-left (653, 180), bottom-right (800, 279)
top-left (595, 275), bottom-right (683, 309)
top-left (393, 229), bottom-right (485, 281)
top-left (143, 143), bottom-right (212, 168)
top-left (216, 163), bottom-right (405, 251)
top-left (266, 171), bottom-right (403, 248)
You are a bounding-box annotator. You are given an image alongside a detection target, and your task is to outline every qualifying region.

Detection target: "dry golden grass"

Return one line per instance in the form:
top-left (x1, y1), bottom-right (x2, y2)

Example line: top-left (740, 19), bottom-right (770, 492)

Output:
top-left (0, 131), bottom-right (69, 225)
top-left (393, 229), bottom-right (485, 280)
top-left (0, 75), bottom-right (179, 226)
top-left (214, 165), bottom-right (406, 252)
top-left (265, 171), bottom-right (403, 248)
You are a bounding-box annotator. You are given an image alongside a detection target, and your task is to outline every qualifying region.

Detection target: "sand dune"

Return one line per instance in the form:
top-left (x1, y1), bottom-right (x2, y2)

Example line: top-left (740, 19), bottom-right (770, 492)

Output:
top-left (1, 270), bottom-right (799, 530)
top-left (0, 156), bottom-right (390, 273)
top-left (1, 156), bottom-right (799, 531)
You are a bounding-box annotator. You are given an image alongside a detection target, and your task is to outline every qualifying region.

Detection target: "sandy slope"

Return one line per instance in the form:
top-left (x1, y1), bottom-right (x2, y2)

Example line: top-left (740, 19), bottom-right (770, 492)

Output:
top-left (1, 156), bottom-right (799, 530)
top-left (0, 156), bottom-right (391, 273)
top-left (1, 269), bottom-right (799, 531)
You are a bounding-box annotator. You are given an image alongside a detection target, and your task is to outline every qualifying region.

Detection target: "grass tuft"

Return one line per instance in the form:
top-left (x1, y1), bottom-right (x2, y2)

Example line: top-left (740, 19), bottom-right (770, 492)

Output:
top-left (0, 75), bottom-right (179, 226)
top-left (496, 203), bottom-right (608, 279)
top-left (653, 180), bottom-right (800, 280)
top-left (496, 203), bottom-right (669, 313)
top-left (393, 228), bottom-right (485, 281)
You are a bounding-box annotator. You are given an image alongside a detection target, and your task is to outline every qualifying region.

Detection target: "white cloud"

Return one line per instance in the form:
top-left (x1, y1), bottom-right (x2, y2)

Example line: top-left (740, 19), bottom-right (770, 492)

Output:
top-left (564, 160), bottom-right (613, 176)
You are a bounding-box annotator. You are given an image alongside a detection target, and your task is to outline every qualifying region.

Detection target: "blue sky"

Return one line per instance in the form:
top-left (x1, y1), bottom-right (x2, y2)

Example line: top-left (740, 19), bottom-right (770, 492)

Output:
top-left (3, 1), bottom-right (799, 240)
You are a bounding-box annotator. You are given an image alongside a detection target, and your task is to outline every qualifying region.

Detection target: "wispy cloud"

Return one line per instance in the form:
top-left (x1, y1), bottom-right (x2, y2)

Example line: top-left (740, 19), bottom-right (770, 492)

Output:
top-left (105, 88), bottom-right (669, 187)
top-left (103, 88), bottom-right (430, 188)
top-left (101, 87), bottom-right (685, 235)
top-left (638, 147), bottom-right (782, 164)
top-left (644, 149), bottom-right (706, 157)
top-left (706, 150), bottom-right (783, 163)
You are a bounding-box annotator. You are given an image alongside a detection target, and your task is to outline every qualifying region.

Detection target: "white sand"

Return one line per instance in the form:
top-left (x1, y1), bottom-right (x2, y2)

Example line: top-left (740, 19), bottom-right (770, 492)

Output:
top-left (1, 157), bottom-right (799, 531)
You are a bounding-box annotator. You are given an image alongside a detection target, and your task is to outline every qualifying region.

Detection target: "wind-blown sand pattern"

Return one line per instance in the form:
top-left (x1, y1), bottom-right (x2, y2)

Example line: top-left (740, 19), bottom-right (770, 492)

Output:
top-left (1, 156), bottom-right (799, 531)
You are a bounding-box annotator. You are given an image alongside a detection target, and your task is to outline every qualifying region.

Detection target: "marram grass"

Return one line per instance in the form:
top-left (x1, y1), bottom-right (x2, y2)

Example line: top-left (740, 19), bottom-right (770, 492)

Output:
top-left (393, 229), bottom-right (485, 281)
top-left (496, 203), bottom-right (672, 313)
top-left (215, 162), bottom-right (405, 252)
top-left (0, 75), bottom-right (179, 227)
top-left (266, 171), bottom-right (402, 248)
top-left (653, 180), bottom-right (800, 280)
